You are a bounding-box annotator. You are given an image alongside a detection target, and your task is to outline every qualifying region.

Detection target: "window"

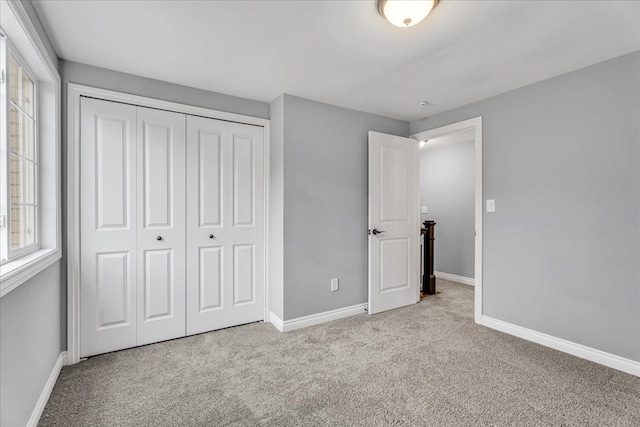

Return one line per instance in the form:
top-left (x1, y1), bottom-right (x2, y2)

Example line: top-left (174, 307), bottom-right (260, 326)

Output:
top-left (0, 1), bottom-right (60, 297)
top-left (1, 35), bottom-right (39, 262)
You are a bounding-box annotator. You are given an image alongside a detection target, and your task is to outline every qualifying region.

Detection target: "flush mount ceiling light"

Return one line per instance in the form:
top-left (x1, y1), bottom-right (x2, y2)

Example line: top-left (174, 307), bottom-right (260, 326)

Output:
top-left (378, 0), bottom-right (439, 28)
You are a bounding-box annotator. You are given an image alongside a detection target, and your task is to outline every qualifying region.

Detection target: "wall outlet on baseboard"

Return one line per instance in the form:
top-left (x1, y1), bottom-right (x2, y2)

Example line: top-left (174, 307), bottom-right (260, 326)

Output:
top-left (331, 278), bottom-right (339, 292)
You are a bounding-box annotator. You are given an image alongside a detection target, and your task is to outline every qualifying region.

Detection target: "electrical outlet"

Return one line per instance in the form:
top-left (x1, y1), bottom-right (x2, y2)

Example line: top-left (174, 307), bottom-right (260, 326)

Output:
top-left (331, 278), bottom-right (339, 292)
top-left (486, 199), bottom-right (496, 213)
top-left (421, 206), bottom-right (428, 214)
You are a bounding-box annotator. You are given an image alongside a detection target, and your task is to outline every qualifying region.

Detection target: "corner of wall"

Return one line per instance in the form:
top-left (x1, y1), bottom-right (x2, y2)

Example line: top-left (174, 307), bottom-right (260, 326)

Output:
top-left (268, 95), bottom-right (285, 320)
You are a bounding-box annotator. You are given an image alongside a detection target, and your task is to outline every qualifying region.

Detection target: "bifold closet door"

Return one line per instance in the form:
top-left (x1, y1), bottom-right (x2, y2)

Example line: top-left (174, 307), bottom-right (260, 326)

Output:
top-left (80, 99), bottom-right (187, 357)
top-left (186, 116), bottom-right (265, 335)
top-left (136, 107), bottom-right (187, 346)
top-left (80, 98), bottom-right (138, 357)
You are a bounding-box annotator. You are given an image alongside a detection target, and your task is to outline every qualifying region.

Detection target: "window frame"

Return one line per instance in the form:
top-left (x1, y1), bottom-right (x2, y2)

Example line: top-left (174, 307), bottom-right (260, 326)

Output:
top-left (1, 33), bottom-right (40, 263)
top-left (0, 0), bottom-right (61, 299)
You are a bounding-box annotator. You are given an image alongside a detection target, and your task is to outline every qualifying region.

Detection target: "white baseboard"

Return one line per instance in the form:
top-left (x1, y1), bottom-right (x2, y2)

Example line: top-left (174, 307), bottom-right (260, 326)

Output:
top-left (27, 351), bottom-right (67, 427)
top-left (269, 303), bottom-right (368, 333)
top-left (435, 271), bottom-right (475, 286)
top-left (269, 311), bottom-right (284, 332)
top-left (481, 316), bottom-right (640, 377)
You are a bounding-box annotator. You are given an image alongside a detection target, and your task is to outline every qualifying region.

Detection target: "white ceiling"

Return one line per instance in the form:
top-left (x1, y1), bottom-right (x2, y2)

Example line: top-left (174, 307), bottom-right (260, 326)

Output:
top-left (34, 0), bottom-right (640, 121)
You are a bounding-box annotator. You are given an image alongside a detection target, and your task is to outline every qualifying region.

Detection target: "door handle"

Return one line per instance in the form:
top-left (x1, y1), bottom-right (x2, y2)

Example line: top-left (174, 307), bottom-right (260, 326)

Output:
top-left (372, 229), bottom-right (385, 236)
top-left (156, 236), bottom-right (163, 241)
top-left (209, 234), bottom-right (215, 239)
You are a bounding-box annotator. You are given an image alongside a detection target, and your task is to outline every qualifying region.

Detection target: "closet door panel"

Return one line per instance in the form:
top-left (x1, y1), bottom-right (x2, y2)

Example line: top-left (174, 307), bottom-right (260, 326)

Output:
top-left (136, 107), bottom-right (186, 345)
top-left (199, 130), bottom-right (223, 227)
top-left (225, 123), bottom-right (265, 325)
top-left (186, 118), bottom-right (265, 335)
top-left (143, 122), bottom-right (173, 227)
top-left (232, 134), bottom-right (255, 227)
top-left (233, 244), bottom-right (255, 306)
top-left (143, 249), bottom-right (173, 319)
top-left (80, 97), bottom-right (137, 357)
top-left (186, 116), bottom-right (230, 334)
top-left (198, 246), bottom-right (223, 311)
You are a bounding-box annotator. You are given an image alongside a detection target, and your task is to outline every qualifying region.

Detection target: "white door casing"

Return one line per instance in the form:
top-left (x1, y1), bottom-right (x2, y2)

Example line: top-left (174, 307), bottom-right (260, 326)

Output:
top-left (136, 107), bottom-right (187, 345)
top-left (80, 97), bottom-right (138, 357)
top-left (410, 116), bottom-right (483, 324)
top-left (368, 131), bottom-right (420, 315)
top-left (186, 116), bottom-right (265, 335)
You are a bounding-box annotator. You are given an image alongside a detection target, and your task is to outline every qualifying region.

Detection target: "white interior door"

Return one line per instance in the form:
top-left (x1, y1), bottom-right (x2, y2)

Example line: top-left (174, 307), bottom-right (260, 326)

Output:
top-left (80, 97), bottom-right (137, 357)
top-left (186, 117), bottom-right (265, 335)
top-left (136, 107), bottom-right (186, 345)
top-left (368, 131), bottom-right (420, 314)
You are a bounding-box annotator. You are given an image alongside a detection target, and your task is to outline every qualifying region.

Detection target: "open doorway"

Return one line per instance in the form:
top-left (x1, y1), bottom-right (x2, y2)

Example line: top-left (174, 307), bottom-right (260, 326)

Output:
top-left (411, 117), bottom-right (483, 324)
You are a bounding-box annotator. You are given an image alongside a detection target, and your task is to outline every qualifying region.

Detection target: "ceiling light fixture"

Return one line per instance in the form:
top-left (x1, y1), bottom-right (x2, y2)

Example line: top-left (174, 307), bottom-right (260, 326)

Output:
top-left (378, 0), bottom-right (439, 28)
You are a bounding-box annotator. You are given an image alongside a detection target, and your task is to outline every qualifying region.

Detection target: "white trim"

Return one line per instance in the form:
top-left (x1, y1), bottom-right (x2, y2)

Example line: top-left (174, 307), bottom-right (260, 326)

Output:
top-left (270, 303), bottom-right (368, 333)
top-left (269, 312), bottom-right (284, 332)
top-left (434, 271), bottom-right (474, 286)
top-left (262, 122), bottom-right (271, 322)
top-left (482, 316), bottom-right (640, 377)
top-left (411, 116), bottom-right (483, 325)
top-left (0, 248), bottom-right (60, 297)
top-left (67, 83), bottom-right (270, 364)
top-left (69, 84), bottom-right (270, 127)
top-left (26, 351), bottom-right (67, 427)
top-left (4, 1), bottom-right (59, 78)
top-left (0, 0), bottom-right (62, 297)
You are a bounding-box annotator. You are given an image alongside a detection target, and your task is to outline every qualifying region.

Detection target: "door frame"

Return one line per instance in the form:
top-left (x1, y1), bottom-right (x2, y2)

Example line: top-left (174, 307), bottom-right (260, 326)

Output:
top-left (410, 116), bottom-right (483, 324)
top-left (66, 83), bottom-right (271, 364)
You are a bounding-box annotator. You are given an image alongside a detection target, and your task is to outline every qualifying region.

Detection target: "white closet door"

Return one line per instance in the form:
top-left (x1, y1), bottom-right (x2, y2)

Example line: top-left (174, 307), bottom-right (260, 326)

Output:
top-left (80, 98), bottom-right (137, 357)
top-left (227, 122), bottom-right (265, 326)
top-left (186, 117), bottom-right (264, 335)
top-left (136, 107), bottom-right (187, 345)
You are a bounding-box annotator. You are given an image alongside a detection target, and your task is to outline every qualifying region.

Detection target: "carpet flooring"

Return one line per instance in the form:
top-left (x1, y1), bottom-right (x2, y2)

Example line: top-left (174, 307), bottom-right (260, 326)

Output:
top-left (40, 280), bottom-right (640, 426)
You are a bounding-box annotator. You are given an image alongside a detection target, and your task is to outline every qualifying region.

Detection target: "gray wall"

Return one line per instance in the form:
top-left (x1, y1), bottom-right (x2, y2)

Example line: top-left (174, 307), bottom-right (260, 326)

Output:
top-left (280, 95), bottom-right (409, 320)
top-left (411, 51), bottom-right (640, 362)
top-left (1, 264), bottom-right (63, 427)
top-left (421, 140), bottom-right (475, 278)
top-left (269, 95), bottom-right (285, 319)
top-left (0, 2), bottom-right (64, 426)
top-left (60, 60), bottom-right (269, 120)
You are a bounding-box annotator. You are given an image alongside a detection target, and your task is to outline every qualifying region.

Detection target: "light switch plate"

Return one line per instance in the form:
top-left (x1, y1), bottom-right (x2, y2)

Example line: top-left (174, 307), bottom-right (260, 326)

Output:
top-left (331, 278), bottom-right (339, 292)
top-left (421, 206), bottom-right (428, 214)
top-left (486, 199), bottom-right (496, 213)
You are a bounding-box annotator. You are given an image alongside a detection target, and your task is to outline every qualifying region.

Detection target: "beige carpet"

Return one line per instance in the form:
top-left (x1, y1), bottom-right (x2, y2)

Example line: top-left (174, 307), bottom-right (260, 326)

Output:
top-left (40, 280), bottom-right (640, 426)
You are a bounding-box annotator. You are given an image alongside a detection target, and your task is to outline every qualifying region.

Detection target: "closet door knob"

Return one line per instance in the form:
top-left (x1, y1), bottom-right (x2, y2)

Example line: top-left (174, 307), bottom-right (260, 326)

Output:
top-left (209, 234), bottom-right (215, 239)
top-left (156, 236), bottom-right (162, 241)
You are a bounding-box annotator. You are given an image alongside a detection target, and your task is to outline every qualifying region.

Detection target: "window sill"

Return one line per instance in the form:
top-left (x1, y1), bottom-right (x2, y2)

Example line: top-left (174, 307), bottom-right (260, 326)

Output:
top-left (0, 247), bottom-right (61, 298)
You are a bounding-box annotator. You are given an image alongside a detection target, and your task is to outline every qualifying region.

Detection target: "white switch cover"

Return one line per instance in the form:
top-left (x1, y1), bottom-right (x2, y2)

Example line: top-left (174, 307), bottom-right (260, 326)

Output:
top-left (486, 199), bottom-right (496, 213)
top-left (331, 278), bottom-right (339, 292)
top-left (421, 206), bottom-right (428, 214)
